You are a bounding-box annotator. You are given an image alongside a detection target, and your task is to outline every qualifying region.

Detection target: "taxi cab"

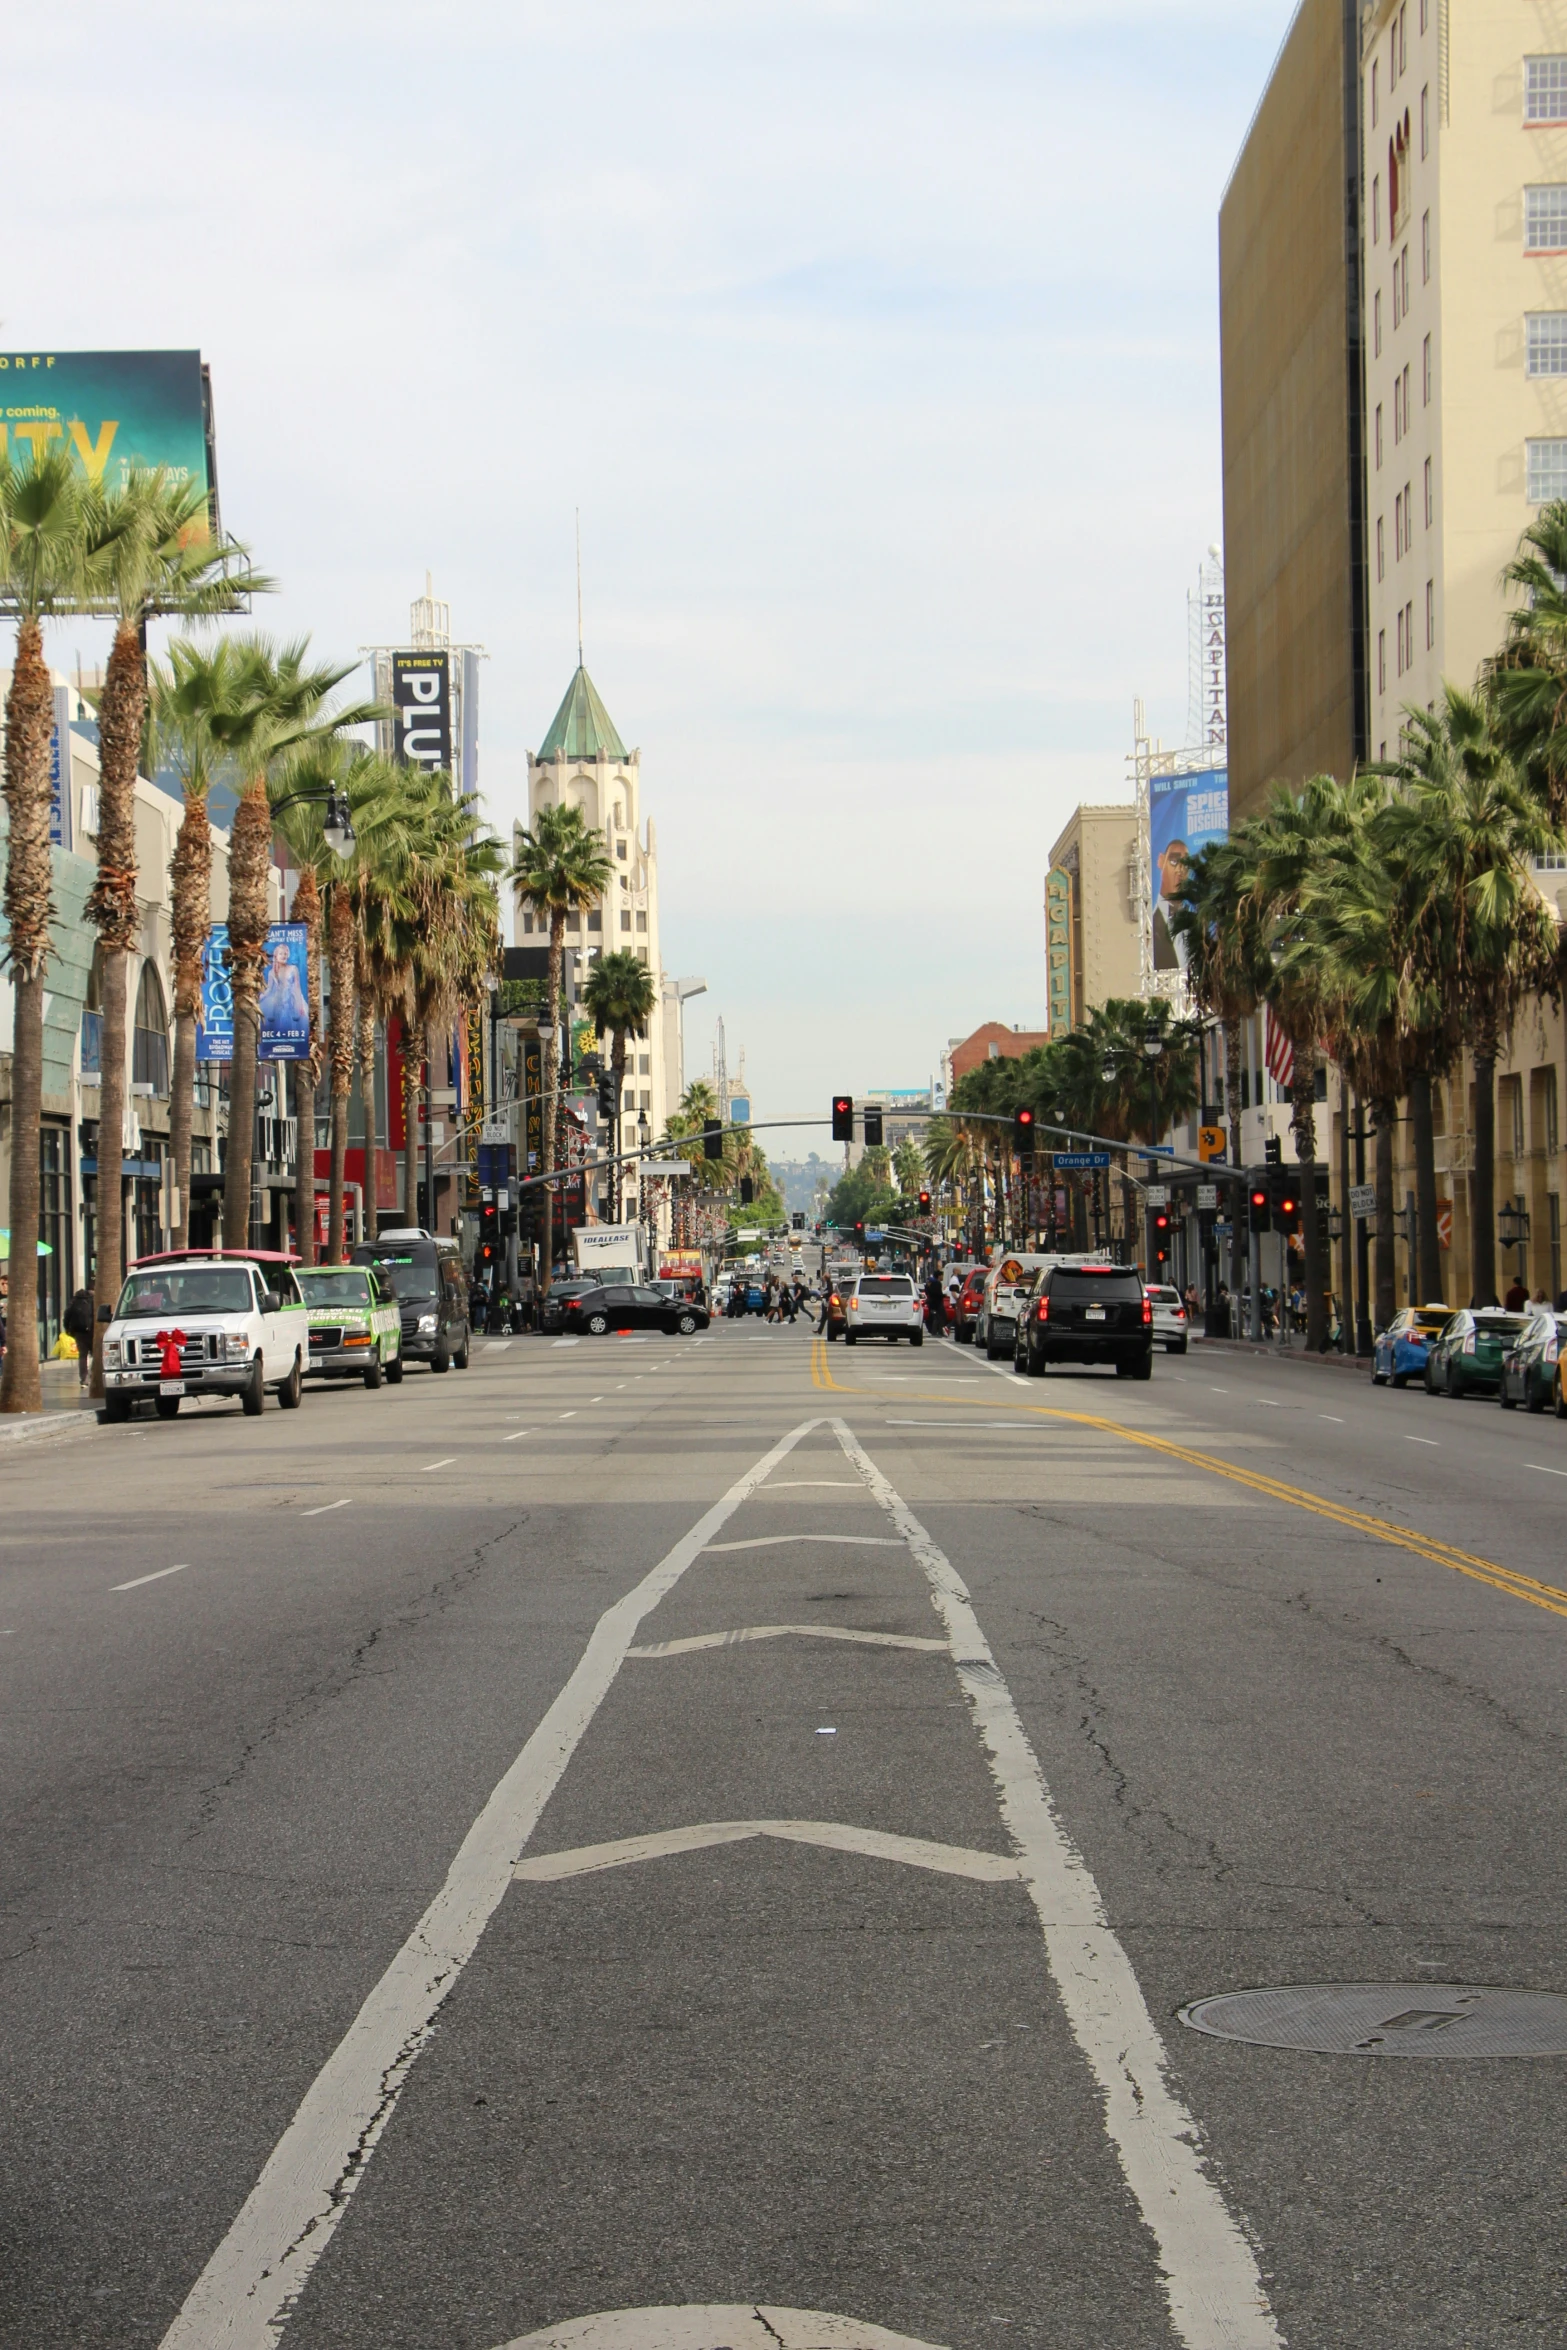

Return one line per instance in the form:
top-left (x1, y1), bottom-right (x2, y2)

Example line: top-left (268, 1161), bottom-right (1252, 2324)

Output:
top-left (295, 1264), bottom-right (403, 1387)
top-left (1371, 1303), bottom-right (1453, 1389)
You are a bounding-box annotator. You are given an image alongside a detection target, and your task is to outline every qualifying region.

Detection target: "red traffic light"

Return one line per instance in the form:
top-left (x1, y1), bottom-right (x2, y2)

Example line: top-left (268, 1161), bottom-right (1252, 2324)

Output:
top-left (1017, 1107), bottom-right (1034, 1128)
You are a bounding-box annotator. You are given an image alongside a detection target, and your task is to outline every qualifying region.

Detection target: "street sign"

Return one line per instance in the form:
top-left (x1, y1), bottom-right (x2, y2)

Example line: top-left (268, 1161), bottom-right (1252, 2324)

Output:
top-left (1198, 1125), bottom-right (1227, 1163)
top-left (1196, 1183), bottom-right (1219, 1210)
top-left (638, 1160), bottom-right (690, 1178)
top-left (1053, 1151), bottom-right (1110, 1170)
top-left (1349, 1184), bottom-right (1376, 1219)
top-left (480, 1122), bottom-right (509, 1145)
top-left (1145, 1185), bottom-right (1169, 1207)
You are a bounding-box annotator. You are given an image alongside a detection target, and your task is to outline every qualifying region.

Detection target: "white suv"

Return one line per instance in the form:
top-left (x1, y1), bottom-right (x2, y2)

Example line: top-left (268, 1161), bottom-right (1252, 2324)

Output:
top-left (100, 1251), bottom-right (309, 1421)
top-left (844, 1272), bottom-right (924, 1346)
top-left (1145, 1283), bottom-right (1190, 1355)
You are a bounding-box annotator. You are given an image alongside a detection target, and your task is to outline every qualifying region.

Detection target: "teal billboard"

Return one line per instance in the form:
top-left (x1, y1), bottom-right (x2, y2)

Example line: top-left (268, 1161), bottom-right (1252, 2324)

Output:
top-left (0, 350), bottom-right (210, 497)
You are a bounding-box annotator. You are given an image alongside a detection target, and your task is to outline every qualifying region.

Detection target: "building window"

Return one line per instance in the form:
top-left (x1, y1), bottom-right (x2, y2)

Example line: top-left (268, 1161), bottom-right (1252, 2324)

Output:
top-left (622, 1088), bottom-right (635, 1112)
top-left (1394, 373), bottom-right (1403, 443)
top-left (638, 1053), bottom-right (650, 1075)
top-left (635, 909), bottom-right (647, 931)
top-left (1372, 59), bottom-right (1379, 128)
top-left (1421, 209), bottom-right (1430, 281)
top-left (616, 839), bottom-right (627, 860)
top-left (1527, 438), bottom-right (1567, 502)
top-left (586, 907), bottom-right (602, 931)
top-left (1376, 404), bottom-right (1384, 467)
top-left (1426, 578), bottom-right (1434, 648)
top-left (1372, 173), bottom-right (1381, 243)
top-left (1424, 455), bottom-right (1433, 523)
top-left (1377, 515), bottom-right (1385, 580)
top-left (1397, 605), bottom-right (1406, 674)
top-left (1378, 630), bottom-right (1387, 693)
top-left (1391, 269), bottom-right (1400, 333)
top-left (132, 963), bottom-right (170, 1096)
top-left (1527, 312), bottom-right (1567, 376)
top-left (1525, 185), bottom-right (1567, 251)
top-left (1526, 57), bottom-right (1567, 124)
top-left (1401, 244), bottom-right (1410, 312)
top-left (1402, 362), bottom-right (1411, 430)
top-left (1375, 289), bottom-right (1383, 355)
top-left (1393, 489), bottom-right (1402, 558)
top-left (1421, 85), bottom-right (1429, 157)
top-left (1547, 1066), bottom-right (1561, 1158)
top-left (1406, 599), bottom-right (1414, 667)
top-left (1423, 332), bottom-right (1431, 402)
top-left (1419, 0), bottom-right (1427, 28)
top-left (639, 1090), bottom-right (651, 1112)
top-left (620, 909), bottom-right (632, 931)
top-left (521, 910), bottom-right (534, 933)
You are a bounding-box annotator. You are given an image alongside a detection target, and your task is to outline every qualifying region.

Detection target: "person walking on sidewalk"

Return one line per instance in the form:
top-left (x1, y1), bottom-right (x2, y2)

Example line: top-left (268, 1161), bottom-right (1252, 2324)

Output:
top-left (63, 1286), bottom-right (95, 1390)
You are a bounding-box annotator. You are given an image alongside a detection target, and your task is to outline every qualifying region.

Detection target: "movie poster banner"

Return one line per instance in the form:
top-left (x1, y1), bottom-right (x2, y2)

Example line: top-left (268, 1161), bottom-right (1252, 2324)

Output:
top-left (1150, 766), bottom-right (1228, 972)
top-left (391, 651), bottom-right (452, 773)
top-left (198, 923), bottom-right (312, 1061)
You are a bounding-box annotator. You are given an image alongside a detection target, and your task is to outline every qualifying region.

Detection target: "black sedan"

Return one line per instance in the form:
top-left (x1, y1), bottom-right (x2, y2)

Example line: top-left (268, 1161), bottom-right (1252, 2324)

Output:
top-left (1499, 1312), bottom-right (1567, 1413)
top-left (538, 1280), bottom-right (599, 1334)
top-left (563, 1283), bottom-right (710, 1336)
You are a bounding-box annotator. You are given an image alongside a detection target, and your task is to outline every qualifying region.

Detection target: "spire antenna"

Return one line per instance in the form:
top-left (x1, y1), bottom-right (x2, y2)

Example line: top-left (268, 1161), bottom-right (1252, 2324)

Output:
top-left (576, 508), bottom-right (584, 669)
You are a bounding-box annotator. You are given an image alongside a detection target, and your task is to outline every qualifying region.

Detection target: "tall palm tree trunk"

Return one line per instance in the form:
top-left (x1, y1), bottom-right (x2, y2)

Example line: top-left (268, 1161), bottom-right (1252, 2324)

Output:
top-left (611, 1026), bottom-right (630, 1220)
top-left (221, 778), bottom-right (273, 1248)
top-left (1408, 1066), bottom-right (1443, 1303)
top-left (1373, 1097), bottom-right (1398, 1329)
top-left (355, 987), bottom-right (378, 1250)
top-left (1288, 1064), bottom-right (1328, 1352)
top-left (1471, 1032), bottom-right (1499, 1307)
top-left (85, 616), bottom-right (146, 1399)
top-left (168, 786), bottom-right (213, 1256)
top-left (326, 887), bottom-right (355, 1263)
top-left (291, 869), bottom-right (323, 1266)
top-left (540, 917), bottom-right (564, 1291)
top-left (1226, 1019), bottom-right (1247, 1302)
top-left (0, 617), bottom-right (56, 1413)
top-left (401, 1015), bottom-right (421, 1225)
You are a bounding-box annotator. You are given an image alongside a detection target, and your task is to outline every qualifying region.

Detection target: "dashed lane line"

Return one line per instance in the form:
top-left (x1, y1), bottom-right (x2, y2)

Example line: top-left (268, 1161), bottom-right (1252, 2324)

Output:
top-left (300, 1499), bottom-right (351, 1518)
top-left (112, 1564), bottom-right (189, 1592)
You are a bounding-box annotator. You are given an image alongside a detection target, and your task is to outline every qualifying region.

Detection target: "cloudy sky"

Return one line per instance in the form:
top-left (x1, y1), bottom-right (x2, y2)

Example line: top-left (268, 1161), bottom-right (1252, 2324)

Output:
top-left (12, 0), bottom-right (1297, 1152)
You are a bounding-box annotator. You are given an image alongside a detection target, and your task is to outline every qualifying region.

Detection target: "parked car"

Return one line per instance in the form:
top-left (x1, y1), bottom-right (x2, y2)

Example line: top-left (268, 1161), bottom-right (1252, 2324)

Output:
top-left (350, 1231), bottom-right (470, 1371)
top-left (844, 1271), bottom-right (923, 1346)
top-left (1499, 1311), bottom-right (1566, 1413)
top-left (99, 1249), bottom-right (309, 1420)
top-left (1424, 1307), bottom-right (1528, 1398)
top-left (952, 1266), bottom-right (989, 1346)
top-left (1015, 1260), bottom-right (1153, 1380)
top-left (822, 1281), bottom-right (851, 1341)
top-left (1371, 1304), bottom-right (1454, 1388)
top-left (296, 1264), bottom-right (403, 1387)
top-left (564, 1283), bottom-right (710, 1335)
top-left (1144, 1283), bottom-right (1190, 1355)
top-left (976, 1255), bottom-right (1053, 1360)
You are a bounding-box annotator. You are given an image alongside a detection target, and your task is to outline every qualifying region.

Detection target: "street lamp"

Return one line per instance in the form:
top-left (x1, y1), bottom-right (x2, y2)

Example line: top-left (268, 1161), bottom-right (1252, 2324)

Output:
top-left (272, 783), bottom-right (356, 858)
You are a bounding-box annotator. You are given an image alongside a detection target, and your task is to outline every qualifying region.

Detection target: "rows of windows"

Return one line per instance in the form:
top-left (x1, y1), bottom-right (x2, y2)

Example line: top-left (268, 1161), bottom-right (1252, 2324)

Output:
top-left (519, 905), bottom-right (650, 934)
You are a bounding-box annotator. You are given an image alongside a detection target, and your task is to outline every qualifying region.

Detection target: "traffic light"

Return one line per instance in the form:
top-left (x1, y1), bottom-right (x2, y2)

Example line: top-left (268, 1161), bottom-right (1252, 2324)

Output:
top-left (1152, 1207), bottom-right (1170, 1262)
top-left (1248, 1181), bottom-right (1269, 1234)
top-left (862, 1105), bottom-right (884, 1146)
top-left (739, 1176), bottom-right (754, 1206)
top-left (1264, 1134), bottom-right (1283, 1167)
top-left (1268, 1168), bottom-right (1300, 1230)
top-left (832, 1095), bottom-right (854, 1142)
top-left (703, 1117), bottom-right (723, 1161)
top-left (853, 1218), bottom-right (866, 1245)
top-left (1013, 1105), bottom-right (1036, 1157)
top-left (918, 1188), bottom-right (932, 1213)
top-left (791, 1211), bottom-right (806, 1230)
top-left (598, 1069), bottom-right (616, 1121)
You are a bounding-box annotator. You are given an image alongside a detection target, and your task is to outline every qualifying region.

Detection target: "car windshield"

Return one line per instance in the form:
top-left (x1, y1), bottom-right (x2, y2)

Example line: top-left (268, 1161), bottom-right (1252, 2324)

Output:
top-left (356, 1252), bottom-right (436, 1303)
top-left (297, 1270), bottom-right (375, 1308)
top-left (1050, 1268), bottom-right (1145, 1299)
top-left (1477, 1315), bottom-right (1527, 1338)
top-left (857, 1277), bottom-right (913, 1296)
top-left (116, 1268), bottom-right (254, 1317)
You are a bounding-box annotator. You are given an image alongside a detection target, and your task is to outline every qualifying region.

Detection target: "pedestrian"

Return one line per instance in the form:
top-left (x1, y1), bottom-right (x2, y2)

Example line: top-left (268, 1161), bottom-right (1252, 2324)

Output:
top-left (1504, 1274), bottom-right (1528, 1311)
top-left (924, 1270), bottom-right (946, 1334)
top-left (1215, 1280), bottom-right (1231, 1339)
top-left (63, 1285), bottom-right (95, 1388)
top-left (491, 1285), bottom-right (511, 1333)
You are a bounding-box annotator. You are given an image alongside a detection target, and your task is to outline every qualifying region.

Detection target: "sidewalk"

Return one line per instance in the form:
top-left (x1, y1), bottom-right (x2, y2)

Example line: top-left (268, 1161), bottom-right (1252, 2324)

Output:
top-left (1190, 1332), bottom-right (1374, 1381)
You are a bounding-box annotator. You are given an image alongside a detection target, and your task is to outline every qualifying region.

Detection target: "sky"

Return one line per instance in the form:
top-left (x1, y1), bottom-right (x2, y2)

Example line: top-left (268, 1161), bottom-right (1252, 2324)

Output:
top-left (9, 0), bottom-right (1299, 1158)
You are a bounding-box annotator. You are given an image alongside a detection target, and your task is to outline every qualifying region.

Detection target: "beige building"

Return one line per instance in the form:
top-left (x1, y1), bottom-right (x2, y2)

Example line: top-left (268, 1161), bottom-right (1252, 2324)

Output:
top-left (1220, 0), bottom-right (1368, 825)
top-left (1045, 804), bottom-right (1142, 1025)
top-left (513, 664), bottom-right (683, 1213)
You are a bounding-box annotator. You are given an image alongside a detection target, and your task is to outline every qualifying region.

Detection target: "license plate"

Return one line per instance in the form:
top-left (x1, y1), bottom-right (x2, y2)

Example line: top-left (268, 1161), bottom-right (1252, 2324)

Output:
top-left (160, 1378), bottom-right (185, 1396)
top-left (308, 1355), bottom-right (324, 1370)
top-left (1085, 1306), bottom-right (1106, 1321)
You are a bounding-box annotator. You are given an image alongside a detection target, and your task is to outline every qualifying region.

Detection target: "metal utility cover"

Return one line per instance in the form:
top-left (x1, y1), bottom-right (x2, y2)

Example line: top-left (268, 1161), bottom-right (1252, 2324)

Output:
top-left (1179, 1982), bottom-right (1567, 2057)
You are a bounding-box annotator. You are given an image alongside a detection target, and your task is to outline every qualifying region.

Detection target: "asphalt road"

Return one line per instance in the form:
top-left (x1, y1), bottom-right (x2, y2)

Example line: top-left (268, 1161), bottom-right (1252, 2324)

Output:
top-left (3, 1320), bottom-right (1565, 2350)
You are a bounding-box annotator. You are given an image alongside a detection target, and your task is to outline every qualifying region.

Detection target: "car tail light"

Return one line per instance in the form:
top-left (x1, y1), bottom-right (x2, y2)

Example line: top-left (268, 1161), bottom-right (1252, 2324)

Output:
top-left (1173, 1308), bottom-right (1185, 1321)
top-left (1142, 1297), bottom-right (1153, 1326)
top-left (1036, 1298), bottom-right (1049, 1323)
top-left (1462, 1331), bottom-right (1476, 1355)
top-left (1547, 1336), bottom-right (1560, 1364)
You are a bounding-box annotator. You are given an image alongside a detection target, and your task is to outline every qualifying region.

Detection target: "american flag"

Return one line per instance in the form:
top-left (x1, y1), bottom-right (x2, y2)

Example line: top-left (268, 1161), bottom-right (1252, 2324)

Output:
top-left (1264, 1005), bottom-right (1296, 1091)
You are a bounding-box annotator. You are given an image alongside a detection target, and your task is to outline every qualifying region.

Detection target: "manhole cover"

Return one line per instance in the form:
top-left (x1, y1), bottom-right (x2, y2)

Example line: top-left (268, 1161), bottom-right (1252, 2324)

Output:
top-left (497, 2311), bottom-right (948, 2350)
top-left (1179, 1982), bottom-right (1567, 2057)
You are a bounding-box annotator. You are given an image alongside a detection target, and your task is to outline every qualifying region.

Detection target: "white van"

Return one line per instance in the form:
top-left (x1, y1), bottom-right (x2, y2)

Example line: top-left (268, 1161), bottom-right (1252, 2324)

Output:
top-left (976, 1251), bottom-right (1100, 1360)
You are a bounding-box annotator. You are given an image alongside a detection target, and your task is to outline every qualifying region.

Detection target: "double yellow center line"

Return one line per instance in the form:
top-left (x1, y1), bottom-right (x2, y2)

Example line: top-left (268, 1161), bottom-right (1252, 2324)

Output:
top-left (807, 1336), bottom-right (1567, 1623)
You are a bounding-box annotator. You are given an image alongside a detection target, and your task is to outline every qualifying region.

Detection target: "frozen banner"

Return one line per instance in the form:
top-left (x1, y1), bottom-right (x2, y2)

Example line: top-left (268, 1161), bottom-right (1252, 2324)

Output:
top-left (1151, 766), bottom-right (1227, 972)
top-left (198, 922), bottom-right (311, 1061)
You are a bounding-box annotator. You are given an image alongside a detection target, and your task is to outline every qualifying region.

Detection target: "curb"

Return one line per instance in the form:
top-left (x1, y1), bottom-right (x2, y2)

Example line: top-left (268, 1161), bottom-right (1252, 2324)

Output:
top-left (0, 1409), bottom-right (98, 1444)
top-left (1192, 1336), bottom-right (1374, 1381)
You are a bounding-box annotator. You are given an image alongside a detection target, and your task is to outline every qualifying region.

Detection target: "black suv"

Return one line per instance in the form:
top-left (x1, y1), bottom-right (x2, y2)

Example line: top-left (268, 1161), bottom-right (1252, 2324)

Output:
top-left (350, 1232), bottom-right (470, 1372)
top-left (1014, 1261), bottom-right (1152, 1380)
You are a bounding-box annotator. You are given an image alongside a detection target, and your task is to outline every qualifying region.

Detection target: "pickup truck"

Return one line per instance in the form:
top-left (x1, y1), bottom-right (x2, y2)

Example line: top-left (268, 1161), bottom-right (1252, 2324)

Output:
top-left (99, 1250), bottom-right (309, 1420)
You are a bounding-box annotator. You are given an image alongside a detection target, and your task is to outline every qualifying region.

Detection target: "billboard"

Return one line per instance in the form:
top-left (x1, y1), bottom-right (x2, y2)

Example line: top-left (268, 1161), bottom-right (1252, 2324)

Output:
top-left (0, 350), bottom-right (210, 496)
top-left (391, 652), bottom-right (452, 773)
top-left (1150, 766), bottom-right (1228, 972)
top-left (198, 923), bottom-right (311, 1062)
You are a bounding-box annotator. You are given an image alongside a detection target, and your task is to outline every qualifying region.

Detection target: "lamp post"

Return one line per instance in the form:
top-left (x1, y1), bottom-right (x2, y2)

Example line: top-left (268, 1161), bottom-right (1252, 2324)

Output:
top-left (1142, 1017), bottom-right (1165, 1281)
top-left (260, 785), bottom-right (355, 1249)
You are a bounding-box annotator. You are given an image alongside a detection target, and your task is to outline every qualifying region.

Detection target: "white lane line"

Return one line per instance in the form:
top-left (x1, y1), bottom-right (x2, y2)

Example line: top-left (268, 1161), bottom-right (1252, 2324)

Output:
top-left (503, 1430), bottom-right (533, 1443)
top-left (704, 1532), bottom-right (902, 1552)
top-left (830, 1416), bottom-right (1284, 2350)
top-left (1527, 1461), bottom-right (1567, 1477)
top-left (762, 1479), bottom-right (861, 1488)
top-left (301, 1499), bottom-right (351, 1518)
top-left (155, 1416), bottom-right (829, 2350)
top-left (1406, 1436), bottom-right (1438, 1447)
top-left (1319, 1415), bottom-right (1344, 1423)
top-left (514, 1818), bottom-right (1019, 1885)
top-left (628, 1624), bottom-right (946, 1658)
top-left (112, 1563), bottom-right (189, 1592)
top-left (559, 1411), bottom-right (577, 1419)
top-left (420, 1458), bottom-right (456, 1472)
top-left (487, 1339), bottom-right (513, 1353)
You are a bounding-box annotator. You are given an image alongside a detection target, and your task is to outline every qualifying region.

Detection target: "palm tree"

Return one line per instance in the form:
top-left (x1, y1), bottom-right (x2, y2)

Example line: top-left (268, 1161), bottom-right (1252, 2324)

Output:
top-left (81, 472), bottom-right (268, 1388)
top-left (507, 804), bottom-right (612, 1287)
top-left (395, 780), bottom-right (503, 1240)
top-left (1171, 832), bottom-right (1270, 1300)
top-left (218, 640), bottom-right (376, 1249)
top-left (1489, 498), bottom-right (1567, 822)
top-left (581, 947), bottom-right (658, 1218)
top-left (0, 445), bottom-right (93, 1414)
top-left (1379, 689), bottom-right (1561, 1306)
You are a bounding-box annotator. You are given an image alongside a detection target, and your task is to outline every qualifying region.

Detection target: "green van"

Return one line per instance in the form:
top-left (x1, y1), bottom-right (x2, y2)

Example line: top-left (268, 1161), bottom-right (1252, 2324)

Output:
top-left (295, 1265), bottom-right (403, 1387)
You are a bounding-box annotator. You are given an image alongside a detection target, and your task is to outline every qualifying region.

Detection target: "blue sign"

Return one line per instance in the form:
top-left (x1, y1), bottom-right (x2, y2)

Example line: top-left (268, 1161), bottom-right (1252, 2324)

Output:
top-left (1151, 764), bottom-right (1228, 974)
top-left (257, 923), bottom-right (310, 1061)
top-left (198, 922), bottom-right (311, 1062)
top-left (49, 687), bottom-right (71, 849)
top-left (1052, 1151), bottom-right (1110, 1170)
